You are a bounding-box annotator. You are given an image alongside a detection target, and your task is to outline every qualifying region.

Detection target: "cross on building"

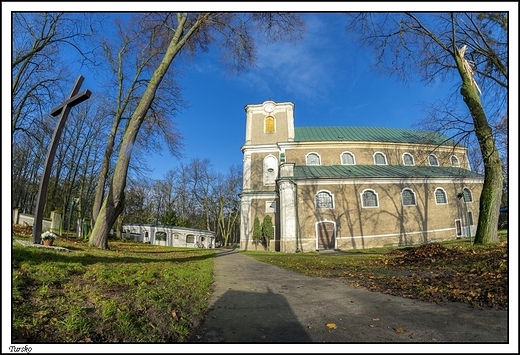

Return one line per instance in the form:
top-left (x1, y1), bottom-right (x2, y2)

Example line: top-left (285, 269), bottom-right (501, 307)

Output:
top-left (32, 76), bottom-right (91, 244)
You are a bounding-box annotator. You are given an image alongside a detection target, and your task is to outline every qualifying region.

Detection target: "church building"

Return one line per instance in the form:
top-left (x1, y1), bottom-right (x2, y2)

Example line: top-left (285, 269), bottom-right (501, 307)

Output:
top-left (239, 100), bottom-right (484, 252)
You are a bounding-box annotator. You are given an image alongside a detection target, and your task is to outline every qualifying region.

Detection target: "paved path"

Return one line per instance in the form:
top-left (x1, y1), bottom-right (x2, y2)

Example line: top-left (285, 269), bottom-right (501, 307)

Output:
top-left (190, 249), bottom-right (509, 345)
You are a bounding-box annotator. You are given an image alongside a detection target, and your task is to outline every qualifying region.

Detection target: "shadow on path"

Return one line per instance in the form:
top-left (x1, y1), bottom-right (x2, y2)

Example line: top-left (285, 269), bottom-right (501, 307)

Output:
top-left (189, 249), bottom-right (509, 345)
top-left (193, 288), bottom-right (311, 343)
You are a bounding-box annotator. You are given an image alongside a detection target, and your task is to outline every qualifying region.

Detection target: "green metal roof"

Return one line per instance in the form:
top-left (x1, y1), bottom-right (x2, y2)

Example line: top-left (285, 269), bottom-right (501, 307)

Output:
top-left (292, 165), bottom-right (484, 180)
top-left (294, 126), bottom-right (457, 146)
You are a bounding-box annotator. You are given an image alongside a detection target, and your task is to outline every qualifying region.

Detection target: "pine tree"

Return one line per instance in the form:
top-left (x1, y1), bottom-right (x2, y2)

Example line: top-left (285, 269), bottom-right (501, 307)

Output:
top-left (262, 215), bottom-right (274, 250)
top-left (252, 217), bottom-right (262, 250)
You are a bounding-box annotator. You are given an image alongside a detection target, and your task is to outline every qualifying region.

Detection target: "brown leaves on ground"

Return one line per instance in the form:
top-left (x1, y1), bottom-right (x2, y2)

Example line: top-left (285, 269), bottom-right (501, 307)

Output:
top-left (12, 224), bottom-right (33, 238)
top-left (345, 242), bottom-right (508, 310)
top-left (387, 242), bottom-right (463, 265)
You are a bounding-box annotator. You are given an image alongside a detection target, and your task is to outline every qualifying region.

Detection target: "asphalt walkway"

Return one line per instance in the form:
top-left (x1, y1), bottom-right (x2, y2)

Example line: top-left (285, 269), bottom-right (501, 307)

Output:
top-left (190, 249), bottom-right (509, 347)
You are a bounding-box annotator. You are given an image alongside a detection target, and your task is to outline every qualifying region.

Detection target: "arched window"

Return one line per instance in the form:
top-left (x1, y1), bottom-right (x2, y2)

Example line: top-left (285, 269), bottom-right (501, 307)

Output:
top-left (315, 191), bottom-right (333, 209)
top-left (155, 231), bottom-right (167, 241)
top-left (434, 188), bottom-right (447, 204)
top-left (451, 155), bottom-right (460, 167)
top-left (361, 189), bottom-right (379, 208)
top-left (263, 155), bottom-right (277, 185)
top-left (462, 187), bottom-right (473, 202)
top-left (373, 152), bottom-right (387, 165)
top-left (428, 154), bottom-right (439, 166)
top-left (306, 152), bottom-right (321, 166)
top-left (341, 151), bottom-right (355, 165)
top-left (402, 153), bottom-right (415, 166)
top-left (401, 188), bottom-right (416, 206)
top-left (265, 116), bottom-right (275, 133)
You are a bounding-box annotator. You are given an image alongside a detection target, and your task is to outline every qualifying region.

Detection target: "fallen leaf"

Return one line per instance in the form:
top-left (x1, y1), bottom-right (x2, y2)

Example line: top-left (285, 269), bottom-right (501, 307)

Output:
top-left (326, 323), bottom-right (337, 329)
top-left (372, 318), bottom-right (380, 321)
top-left (394, 327), bottom-right (405, 333)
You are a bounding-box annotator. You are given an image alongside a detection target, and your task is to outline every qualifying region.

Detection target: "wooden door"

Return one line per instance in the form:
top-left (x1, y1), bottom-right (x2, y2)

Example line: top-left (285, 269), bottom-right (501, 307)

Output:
top-left (455, 219), bottom-right (462, 237)
top-left (317, 221), bottom-right (335, 249)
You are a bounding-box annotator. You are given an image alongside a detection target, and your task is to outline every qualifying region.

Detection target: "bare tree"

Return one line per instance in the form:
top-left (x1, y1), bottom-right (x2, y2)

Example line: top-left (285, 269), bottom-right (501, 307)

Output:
top-left (11, 12), bottom-right (98, 135)
top-left (54, 99), bottom-right (109, 231)
top-left (90, 12), bottom-right (305, 249)
top-left (91, 14), bottom-right (184, 223)
top-left (121, 179), bottom-right (153, 225)
top-left (11, 12), bottom-right (107, 234)
top-left (216, 164), bottom-right (242, 246)
top-left (345, 12), bottom-right (507, 244)
top-left (186, 158), bottom-right (218, 231)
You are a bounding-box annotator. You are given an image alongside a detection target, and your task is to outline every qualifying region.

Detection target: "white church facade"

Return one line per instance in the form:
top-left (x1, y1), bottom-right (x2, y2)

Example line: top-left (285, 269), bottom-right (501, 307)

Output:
top-left (239, 101), bottom-right (484, 253)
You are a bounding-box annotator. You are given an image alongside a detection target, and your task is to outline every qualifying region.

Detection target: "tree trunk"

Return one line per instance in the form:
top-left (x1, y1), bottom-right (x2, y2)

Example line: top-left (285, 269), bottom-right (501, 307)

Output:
top-left (90, 14), bottom-right (208, 249)
top-left (92, 117), bottom-right (121, 222)
top-left (90, 187), bottom-right (125, 249)
top-left (454, 46), bottom-right (503, 245)
top-left (90, 86), bottom-right (160, 248)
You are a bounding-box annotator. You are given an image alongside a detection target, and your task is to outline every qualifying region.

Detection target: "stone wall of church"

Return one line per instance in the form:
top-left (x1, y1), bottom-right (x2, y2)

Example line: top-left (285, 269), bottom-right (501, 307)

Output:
top-left (240, 100), bottom-right (482, 253)
top-left (293, 180), bottom-right (482, 251)
top-left (284, 142), bottom-right (469, 168)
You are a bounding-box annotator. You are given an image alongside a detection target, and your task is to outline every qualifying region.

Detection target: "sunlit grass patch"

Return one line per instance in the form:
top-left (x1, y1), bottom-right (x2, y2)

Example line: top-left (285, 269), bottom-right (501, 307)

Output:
top-left (11, 236), bottom-right (215, 343)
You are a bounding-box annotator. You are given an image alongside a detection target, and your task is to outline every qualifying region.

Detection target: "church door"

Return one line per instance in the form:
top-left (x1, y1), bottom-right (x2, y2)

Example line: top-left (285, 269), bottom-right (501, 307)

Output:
top-left (316, 221), bottom-right (335, 249)
top-left (455, 219), bottom-right (462, 237)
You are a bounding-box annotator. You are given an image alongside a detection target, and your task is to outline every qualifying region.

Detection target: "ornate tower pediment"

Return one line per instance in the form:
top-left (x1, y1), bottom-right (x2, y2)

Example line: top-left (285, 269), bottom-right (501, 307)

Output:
top-left (244, 101), bottom-right (294, 146)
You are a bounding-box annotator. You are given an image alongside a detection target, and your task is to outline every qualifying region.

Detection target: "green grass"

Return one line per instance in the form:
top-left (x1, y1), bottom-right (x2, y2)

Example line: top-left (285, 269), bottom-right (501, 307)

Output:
top-left (11, 225), bottom-right (509, 342)
top-left (11, 233), bottom-right (215, 343)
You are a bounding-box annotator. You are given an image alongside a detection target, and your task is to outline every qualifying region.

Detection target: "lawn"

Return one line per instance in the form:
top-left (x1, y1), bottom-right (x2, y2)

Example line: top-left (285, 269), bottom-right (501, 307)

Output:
top-left (11, 225), bottom-right (215, 343)
top-left (11, 225), bottom-right (508, 343)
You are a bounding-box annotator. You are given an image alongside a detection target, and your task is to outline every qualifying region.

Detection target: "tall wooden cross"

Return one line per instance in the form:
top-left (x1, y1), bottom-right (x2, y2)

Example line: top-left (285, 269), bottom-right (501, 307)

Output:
top-left (32, 76), bottom-right (91, 244)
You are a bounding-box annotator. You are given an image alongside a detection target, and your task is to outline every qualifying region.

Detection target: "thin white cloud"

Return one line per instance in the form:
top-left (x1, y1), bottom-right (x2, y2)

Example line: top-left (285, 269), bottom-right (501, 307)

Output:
top-left (245, 13), bottom-right (350, 102)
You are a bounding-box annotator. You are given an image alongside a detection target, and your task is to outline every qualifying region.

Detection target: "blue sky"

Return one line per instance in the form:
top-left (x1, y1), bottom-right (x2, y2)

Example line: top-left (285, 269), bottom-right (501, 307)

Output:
top-left (5, 4), bottom-right (517, 182)
top-left (164, 11), bottom-right (454, 177)
top-left (142, 7), bottom-right (515, 180)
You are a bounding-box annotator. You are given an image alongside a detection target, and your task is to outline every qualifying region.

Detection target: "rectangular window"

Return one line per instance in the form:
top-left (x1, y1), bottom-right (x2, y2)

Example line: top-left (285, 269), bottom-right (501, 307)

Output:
top-left (186, 235), bottom-right (194, 243)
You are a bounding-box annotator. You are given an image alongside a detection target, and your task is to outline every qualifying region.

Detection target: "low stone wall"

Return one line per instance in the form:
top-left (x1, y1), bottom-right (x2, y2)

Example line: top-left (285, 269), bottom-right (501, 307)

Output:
top-left (14, 212), bottom-right (52, 232)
